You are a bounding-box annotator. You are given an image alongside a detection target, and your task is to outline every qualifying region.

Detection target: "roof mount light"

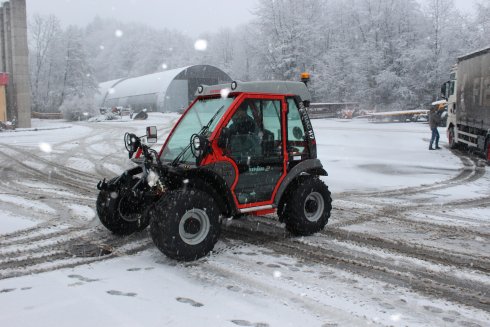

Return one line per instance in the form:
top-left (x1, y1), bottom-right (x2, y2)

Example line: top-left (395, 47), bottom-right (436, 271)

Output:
top-left (231, 81), bottom-right (238, 90)
top-left (301, 72), bottom-right (310, 85)
top-left (197, 85), bottom-right (204, 94)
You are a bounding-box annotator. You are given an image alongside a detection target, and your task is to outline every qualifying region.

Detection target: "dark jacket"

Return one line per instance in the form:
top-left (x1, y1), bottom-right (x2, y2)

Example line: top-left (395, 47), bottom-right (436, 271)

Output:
top-left (429, 110), bottom-right (441, 129)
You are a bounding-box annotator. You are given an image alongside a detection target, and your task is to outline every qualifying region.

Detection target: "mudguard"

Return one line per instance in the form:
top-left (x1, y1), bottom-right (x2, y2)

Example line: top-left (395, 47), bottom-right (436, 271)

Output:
top-left (184, 165), bottom-right (239, 217)
top-left (274, 159), bottom-right (327, 206)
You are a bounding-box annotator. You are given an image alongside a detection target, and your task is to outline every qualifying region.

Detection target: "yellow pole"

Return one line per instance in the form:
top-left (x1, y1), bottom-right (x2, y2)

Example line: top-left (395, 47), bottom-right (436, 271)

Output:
top-left (0, 85), bottom-right (6, 122)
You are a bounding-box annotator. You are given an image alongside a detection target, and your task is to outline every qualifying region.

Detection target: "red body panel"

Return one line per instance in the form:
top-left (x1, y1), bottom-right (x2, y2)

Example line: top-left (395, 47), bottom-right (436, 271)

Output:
top-left (0, 73), bottom-right (9, 86)
top-left (159, 92), bottom-right (297, 213)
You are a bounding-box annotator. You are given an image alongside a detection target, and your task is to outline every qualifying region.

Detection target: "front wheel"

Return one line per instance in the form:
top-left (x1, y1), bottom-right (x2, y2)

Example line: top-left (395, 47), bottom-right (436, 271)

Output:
top-left (96, 177), bottom-right (150, 235)
top-left (150, 188), bottom-right (221, 261)
top-left (485, 138), bottom-right (490, 165)
top-left (279, 177), bottom-right (332, 236)
top-left (447, 127), bottom-right (457, 149)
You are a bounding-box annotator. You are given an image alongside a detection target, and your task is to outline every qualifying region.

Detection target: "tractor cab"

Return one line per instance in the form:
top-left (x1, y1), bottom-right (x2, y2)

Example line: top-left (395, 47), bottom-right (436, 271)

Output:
top-left (158, 81), bottom-right (322, 210)
top-left (97, 80), bottom-right (331, 261)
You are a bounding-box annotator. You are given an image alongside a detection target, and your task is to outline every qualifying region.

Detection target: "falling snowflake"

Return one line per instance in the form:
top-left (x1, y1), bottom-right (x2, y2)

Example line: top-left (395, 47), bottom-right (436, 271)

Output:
top-left (108, 88), bottom-right (116, 94)
top-left (147, 170), bottom-right (159, 187)
top-left (273, 271), bottom-right (282, 278)
top-left (194, 39), bottom-right (208, 51)
top-left (390, 314), bottom-right (401, 322)
top-left (115, 29), bottom-right (124, 38)
top-left (220, 88), bottom-right (231, 98)
top-left (39, 142), bottom-right (52, 153)
top-left (99, 45), bottom-right (105, 50)
top-left (161, 63), bottom-right (168, 70)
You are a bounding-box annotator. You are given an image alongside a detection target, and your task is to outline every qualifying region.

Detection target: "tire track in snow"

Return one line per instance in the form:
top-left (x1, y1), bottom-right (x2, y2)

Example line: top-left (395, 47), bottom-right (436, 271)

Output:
top-left (233, 214), bottom-right (490, 274)
top-left (0, 148), bottom-right (95, 196)
top-left (0, 228), bottom-right (152, 280)
top-left (221, 222), bottom-right (490, 311)
top-left (336, 153), bottom-right (485, 199)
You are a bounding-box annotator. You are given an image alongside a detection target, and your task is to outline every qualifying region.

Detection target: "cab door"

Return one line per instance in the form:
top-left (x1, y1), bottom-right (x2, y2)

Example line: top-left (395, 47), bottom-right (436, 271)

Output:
top-left (220, 96), bottom-right (285, 205)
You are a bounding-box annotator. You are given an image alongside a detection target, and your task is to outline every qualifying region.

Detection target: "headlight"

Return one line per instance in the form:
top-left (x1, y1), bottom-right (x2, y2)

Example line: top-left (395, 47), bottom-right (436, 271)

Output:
top-left (193, 136), bottom-right (201, 150)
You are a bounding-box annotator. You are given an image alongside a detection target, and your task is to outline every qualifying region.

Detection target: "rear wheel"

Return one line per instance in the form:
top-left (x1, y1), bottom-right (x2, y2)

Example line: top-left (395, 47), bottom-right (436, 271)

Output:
top-left (96, 177), bottom-right (150, 235)
top-left (485, 138), bottom-right (490, 165)
top-left (448, 127), bottom-right (457, 149)
top-left (150, 188), bottom-right (221, 261)
top-left (279, 177), bottom-right (332, 236)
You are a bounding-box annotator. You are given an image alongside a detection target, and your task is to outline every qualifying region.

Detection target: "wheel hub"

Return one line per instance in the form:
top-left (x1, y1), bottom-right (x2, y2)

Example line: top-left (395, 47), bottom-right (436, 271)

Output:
top-left (118, 193), bottom-right (143, 222)
top-left (303, 192), bottom-right (324, 222)
top-left (184, 217), bottom-right (201, 234)
top-left (179, 209), bottom-right (210, 245)
top-left (305, 199), bottom-right (318, 213)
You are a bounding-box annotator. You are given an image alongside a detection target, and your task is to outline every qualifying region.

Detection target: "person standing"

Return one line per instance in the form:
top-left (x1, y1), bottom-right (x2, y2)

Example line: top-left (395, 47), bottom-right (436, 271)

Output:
top-left (429, 107), bottom-right (441, 150)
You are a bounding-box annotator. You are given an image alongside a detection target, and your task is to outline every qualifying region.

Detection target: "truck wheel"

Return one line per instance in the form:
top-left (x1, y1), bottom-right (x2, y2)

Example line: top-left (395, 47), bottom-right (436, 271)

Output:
top-left (279, 177), bottom-right (332, 236)
top-left (448, 127), bottom-right (457, 149)
top-left (96, 177), bottom-right (150, 235)
top-left (485, 139), bottom-right (490, 165)
top-left (150, 188), bottom-right (221, 261)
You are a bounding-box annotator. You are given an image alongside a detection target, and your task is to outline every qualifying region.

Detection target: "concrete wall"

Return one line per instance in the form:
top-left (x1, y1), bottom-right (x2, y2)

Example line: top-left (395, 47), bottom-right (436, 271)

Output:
top-left (0, 0), bottom-right (31, 128)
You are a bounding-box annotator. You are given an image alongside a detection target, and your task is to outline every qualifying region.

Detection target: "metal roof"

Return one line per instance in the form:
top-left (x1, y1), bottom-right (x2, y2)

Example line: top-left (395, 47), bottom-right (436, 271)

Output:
top-left (96, 65), bottom-right (232, 112)
top-left (197, 81), bottom-right (312, 102)
top-left (95, 78), bottom-right (124, 106)
top-left (103, 66), bottom-right (191, 101)
top-left (458, 46), bottom-right (490, 62)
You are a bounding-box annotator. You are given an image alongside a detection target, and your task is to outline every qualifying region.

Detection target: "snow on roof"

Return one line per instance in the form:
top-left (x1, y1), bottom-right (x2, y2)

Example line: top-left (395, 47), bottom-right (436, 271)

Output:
top-left (431, 99), bottom-right (447, 106)
top-left (199, 81), bottom-right (312, 102)
top-left (103, 66), bottom-right (191, 101)
top-left (95, 78), bottom-right (124, 105)
top-left (458, 46), bottom-right (490, 62)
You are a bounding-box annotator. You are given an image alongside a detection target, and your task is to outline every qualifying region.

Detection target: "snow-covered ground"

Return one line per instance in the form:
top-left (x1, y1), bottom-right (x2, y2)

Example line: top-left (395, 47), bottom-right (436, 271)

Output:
top-left (0, 114), bottom-right (489, 327)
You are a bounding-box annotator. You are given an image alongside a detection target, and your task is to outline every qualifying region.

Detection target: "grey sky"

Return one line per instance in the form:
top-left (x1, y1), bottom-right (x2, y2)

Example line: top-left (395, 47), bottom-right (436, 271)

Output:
top-left (23, 0), bottom-right (259, 37)
top-left (3, 0), bottom-right (479, 37)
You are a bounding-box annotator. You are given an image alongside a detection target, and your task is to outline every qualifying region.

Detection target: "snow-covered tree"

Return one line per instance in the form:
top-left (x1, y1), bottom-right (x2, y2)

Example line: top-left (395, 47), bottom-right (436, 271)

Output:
top-left (28, 3), bottom-right (489, 114)
top-left (59, 26), bottom-right (98, 107)
top-left (28, 14), bottom-right (62, 112)
top-left (59, 94), bottom-right (97, 121)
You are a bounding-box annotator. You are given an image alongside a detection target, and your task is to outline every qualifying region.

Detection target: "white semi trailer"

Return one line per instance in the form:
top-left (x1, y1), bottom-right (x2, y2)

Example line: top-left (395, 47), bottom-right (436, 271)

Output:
top-left (443, 47), bottom-right (490, 163)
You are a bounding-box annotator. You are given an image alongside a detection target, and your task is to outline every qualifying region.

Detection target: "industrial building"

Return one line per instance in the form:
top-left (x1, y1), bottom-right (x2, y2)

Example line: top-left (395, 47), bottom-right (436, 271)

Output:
top-left (96, 65), bottom-right (232, 113)
top-left (0, 0), bottom-right (31, 128)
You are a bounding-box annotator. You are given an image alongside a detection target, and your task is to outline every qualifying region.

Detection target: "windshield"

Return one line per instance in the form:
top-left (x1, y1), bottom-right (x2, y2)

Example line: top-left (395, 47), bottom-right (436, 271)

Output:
top-left (161, 97), bottom-right (234, 163)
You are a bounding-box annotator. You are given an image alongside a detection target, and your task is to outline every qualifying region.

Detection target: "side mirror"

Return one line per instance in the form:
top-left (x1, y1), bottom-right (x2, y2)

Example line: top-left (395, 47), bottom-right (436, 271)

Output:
top-left (292, 126), bottom-right (304, 140)
top-left (218, 127), bottom-right (231, 149)
top-left (146, 126), bottom-right (157, 143)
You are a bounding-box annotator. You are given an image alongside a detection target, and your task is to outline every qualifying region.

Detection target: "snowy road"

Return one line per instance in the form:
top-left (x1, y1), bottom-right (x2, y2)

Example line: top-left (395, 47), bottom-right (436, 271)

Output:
top-left (0, 115), bottom-right (489, 326)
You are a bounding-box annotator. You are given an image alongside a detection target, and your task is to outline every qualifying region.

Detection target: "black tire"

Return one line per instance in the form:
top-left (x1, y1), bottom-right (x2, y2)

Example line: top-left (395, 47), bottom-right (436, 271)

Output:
top-left (279, 176), bottom-right (332, 236)
top-left (96, 177), bottom-right (150, 235)
top-left (485, 138), bottom-right (490, 165)
top-left (448, 127), bottom-right (457, 149)
top-left (150, 188), bottom-right (221, 261)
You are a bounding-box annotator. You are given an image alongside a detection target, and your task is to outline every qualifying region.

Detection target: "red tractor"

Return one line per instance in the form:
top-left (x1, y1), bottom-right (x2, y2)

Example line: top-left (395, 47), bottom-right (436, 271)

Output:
top-left (96, 81), bottom-right (332, 261)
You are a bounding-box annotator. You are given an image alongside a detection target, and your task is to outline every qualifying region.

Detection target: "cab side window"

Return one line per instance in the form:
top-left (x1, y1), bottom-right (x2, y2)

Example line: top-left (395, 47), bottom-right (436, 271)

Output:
top-left (287, 98), bottom-right (307, 155)
top-left (224, 100), bottom-right (261, 161)
top-left (260, 99), bottom-right (282, 158)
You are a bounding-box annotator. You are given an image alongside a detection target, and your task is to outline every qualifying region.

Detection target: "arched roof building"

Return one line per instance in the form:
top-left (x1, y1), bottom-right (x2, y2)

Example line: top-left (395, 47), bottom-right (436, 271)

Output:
top-left (96, 65), bottom-right (232, 112)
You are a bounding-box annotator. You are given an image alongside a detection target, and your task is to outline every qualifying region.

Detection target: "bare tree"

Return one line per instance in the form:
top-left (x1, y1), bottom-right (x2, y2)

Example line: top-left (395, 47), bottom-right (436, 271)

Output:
top-left (28, 15), bottom-right (61, 111)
